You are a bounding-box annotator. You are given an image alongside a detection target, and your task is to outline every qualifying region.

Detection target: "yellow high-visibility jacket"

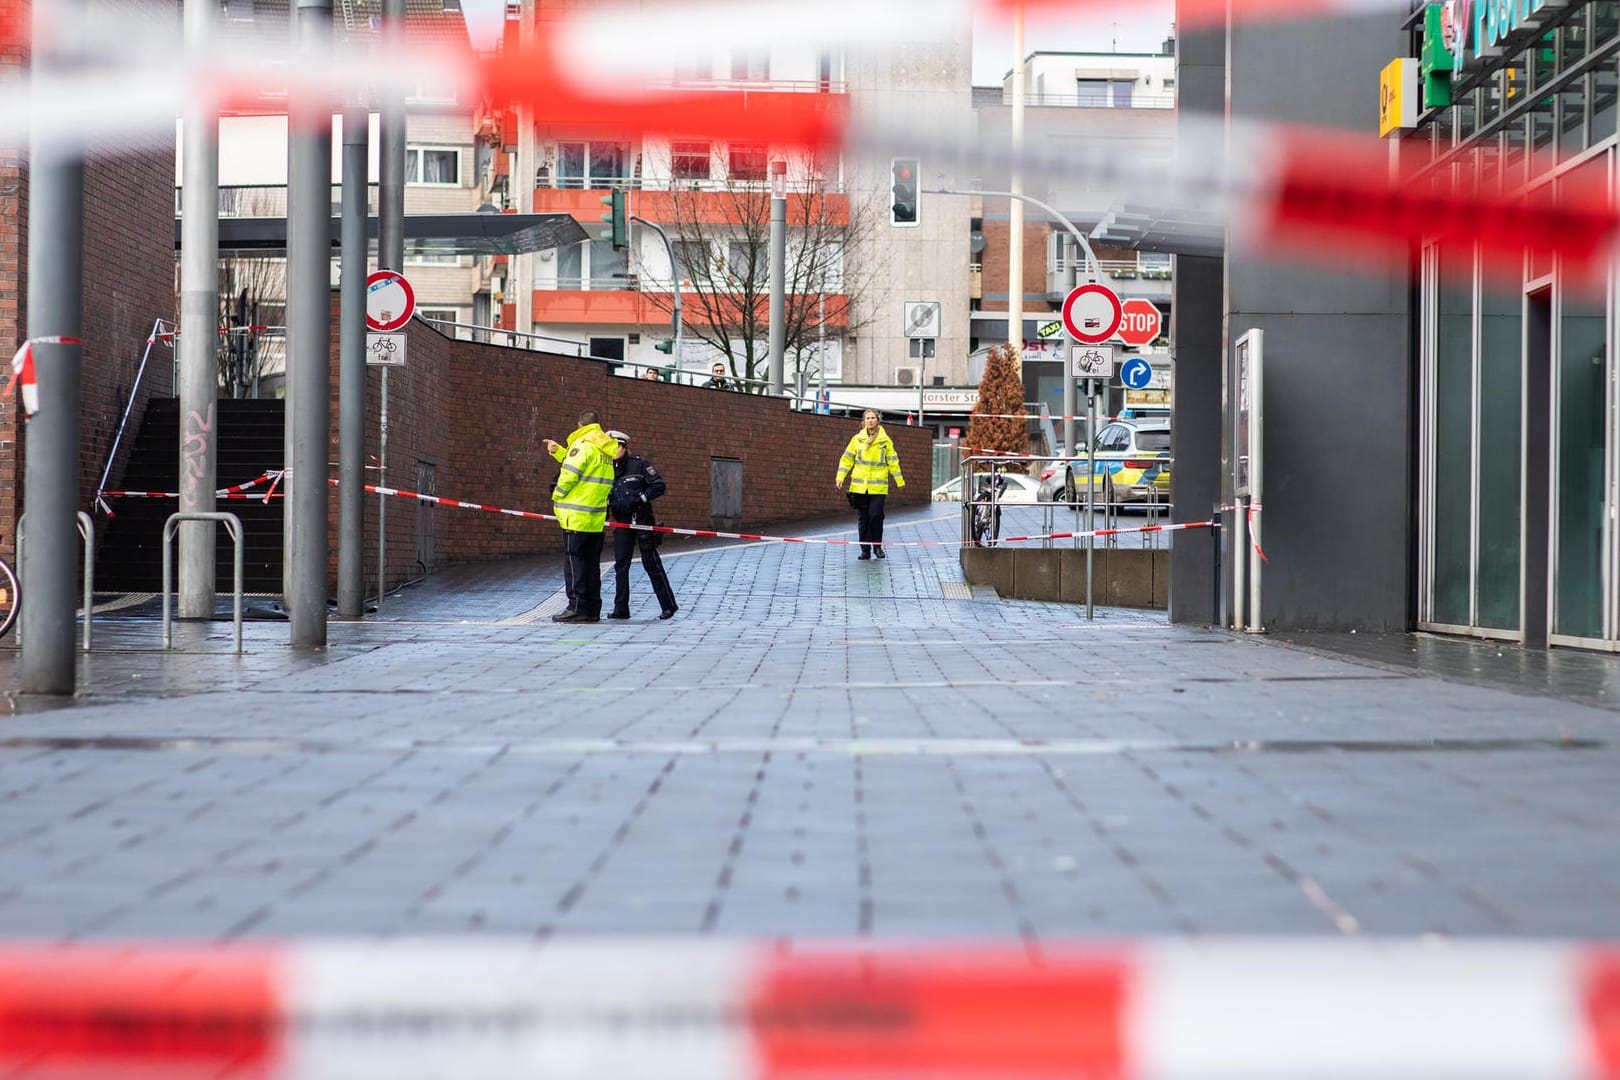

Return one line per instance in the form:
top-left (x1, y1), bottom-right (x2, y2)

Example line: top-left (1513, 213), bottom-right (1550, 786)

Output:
top-left (836, 426), bottom-right (905, 495)
top-left (550, 423), bottom-right (616, 533)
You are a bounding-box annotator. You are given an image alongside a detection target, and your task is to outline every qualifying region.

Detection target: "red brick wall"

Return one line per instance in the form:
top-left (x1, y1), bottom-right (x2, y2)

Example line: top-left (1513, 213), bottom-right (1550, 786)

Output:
top-left (0, 0), bottom-right (176, 561)
top-left (329, 316), bottom-right (931, 584)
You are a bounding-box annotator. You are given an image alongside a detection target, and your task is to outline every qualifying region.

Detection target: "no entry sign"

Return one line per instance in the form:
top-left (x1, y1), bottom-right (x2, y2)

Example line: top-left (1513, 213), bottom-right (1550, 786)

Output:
top-left (1062, 283), bottom-right (1122, 345)
top-left (366, 270), bottom-right (416, 332)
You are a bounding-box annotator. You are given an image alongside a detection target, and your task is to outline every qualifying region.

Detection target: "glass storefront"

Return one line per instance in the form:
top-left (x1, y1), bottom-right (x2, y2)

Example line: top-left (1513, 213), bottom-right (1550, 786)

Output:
top-left (1418, 1), bottom-right (1618, 649)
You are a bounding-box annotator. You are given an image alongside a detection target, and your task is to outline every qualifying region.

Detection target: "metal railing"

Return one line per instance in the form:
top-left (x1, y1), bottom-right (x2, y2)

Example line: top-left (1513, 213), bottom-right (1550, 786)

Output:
top-left (998, 90), bottom-right (1177, 110)
top-left (15, 511), bottom-right (96, 651)
top-left (162, 513), bottom-right (244, 654)
top-left (956, 454), bottom-right (1176, 550)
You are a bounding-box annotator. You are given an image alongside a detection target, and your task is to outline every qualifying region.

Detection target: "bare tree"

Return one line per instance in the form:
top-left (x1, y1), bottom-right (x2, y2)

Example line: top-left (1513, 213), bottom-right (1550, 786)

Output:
top-left (212, 189), bottom-right (287, 399)
top-left (641, 160), bottom-right (885, 391)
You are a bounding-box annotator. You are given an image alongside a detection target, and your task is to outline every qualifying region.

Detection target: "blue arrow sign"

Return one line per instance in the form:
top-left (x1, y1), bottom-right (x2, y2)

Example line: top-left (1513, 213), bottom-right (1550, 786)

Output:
top-left (1120, 357), bottom-right (1154, 390)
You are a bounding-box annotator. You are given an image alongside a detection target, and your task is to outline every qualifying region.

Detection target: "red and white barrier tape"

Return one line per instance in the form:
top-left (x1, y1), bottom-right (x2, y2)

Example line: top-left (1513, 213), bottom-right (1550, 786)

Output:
top-left (99, 470), bottom-right (281, 501)
top-left (5, 335), bottom-right (80, 417)
top-left (0, 938), bottom-right (1612, 1078)
top-left (153, 325), bottom-right (287, 343)
top-left (351, 479), bottom-right (1213, 549)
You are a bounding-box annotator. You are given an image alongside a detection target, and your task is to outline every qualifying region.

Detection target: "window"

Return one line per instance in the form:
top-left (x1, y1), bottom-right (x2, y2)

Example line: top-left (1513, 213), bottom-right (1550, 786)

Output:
top-left (727, 241), bottom-right (758, 283)
top-left (555, 141), bottom-right (629, 189)
top-left (672, 240), bottom-right (710, 283)
top-left (731, 47), bottom-right (769, 81)
top-left (405, 252), bottom-right (461, 266)
top-left (417, 307), bottom-right (460, 326)
top-left (589, 240), bottom-right (629, 288)
top-left (407, 147), bottom-right (461, 186)
top-left (675, 51), bottom-right (712, 83)
top-left (1076, 79), bottom-right (1108, 106)
top-left (671, 141), bottom-right (711, 182)
top-left (811, 147), bottom-right (841, 187)
top-left (729, 143), bottom-right (767, 181)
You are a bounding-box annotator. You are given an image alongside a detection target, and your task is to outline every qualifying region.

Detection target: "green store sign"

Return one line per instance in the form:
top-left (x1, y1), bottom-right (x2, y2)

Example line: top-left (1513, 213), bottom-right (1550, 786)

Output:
top-left (1422, 0), bottom-right (1560, 110)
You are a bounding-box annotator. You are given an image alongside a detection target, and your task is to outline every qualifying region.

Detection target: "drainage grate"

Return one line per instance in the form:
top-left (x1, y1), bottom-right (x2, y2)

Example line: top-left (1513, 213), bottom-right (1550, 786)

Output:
top-left (941, 581), bottom-right (973, 600)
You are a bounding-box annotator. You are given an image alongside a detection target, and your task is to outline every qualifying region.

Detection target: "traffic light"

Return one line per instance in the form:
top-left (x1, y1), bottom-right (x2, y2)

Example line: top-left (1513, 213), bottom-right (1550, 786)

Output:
top-left (653, 339), bottom-right (673, 354)
top-left (598, 189), bottom-right (627, 250)
top-left (889, 158), bottom-right (919, 227)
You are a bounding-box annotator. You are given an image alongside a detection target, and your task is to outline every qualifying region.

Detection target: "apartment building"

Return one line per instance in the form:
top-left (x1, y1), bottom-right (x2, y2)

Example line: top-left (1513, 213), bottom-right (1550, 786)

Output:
top-left (179, 0), bottom-right (497, 395)
top-left (497, 0), bottom-right (975, 391)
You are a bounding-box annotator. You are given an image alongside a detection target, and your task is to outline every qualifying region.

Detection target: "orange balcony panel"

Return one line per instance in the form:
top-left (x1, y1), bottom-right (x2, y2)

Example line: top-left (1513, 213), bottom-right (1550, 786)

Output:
top-left (631, 190), bottom-right (848, 227)
top-left (532, 290), bottom-right (661, 324)
top-left (532, 189), bottom-right (621, 221)
top-left (498, 302), bottom-right (516, 328)
top-left (530, 188), bottom-right (849, 228)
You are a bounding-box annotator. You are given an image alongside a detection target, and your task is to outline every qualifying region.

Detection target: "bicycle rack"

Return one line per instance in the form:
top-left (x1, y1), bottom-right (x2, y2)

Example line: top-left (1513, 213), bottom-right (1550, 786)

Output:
top-left (15, 511), bottom-right (96, 651)
top-left (162, 512), bottom-right (244, 653)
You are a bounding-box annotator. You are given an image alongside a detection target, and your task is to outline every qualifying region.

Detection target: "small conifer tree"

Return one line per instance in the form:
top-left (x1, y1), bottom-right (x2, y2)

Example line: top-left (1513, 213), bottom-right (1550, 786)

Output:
top-left (963, 343), bottom-right (1027, 473)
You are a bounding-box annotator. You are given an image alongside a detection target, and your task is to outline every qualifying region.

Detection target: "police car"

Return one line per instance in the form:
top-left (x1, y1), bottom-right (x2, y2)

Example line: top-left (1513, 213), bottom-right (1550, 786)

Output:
top-left (1036, 419), bottom-right (1172, 507)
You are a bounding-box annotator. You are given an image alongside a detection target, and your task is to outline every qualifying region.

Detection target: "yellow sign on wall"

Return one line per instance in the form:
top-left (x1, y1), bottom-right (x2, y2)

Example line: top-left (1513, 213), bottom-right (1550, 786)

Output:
top-left (1380, 57), bottom-right (1419, 137)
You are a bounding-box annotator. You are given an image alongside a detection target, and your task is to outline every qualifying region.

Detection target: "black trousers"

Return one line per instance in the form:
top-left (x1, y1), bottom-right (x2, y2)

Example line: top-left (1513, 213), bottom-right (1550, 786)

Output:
top-left (563, 529), bottom-right (605, 618)
top-left (611, 521), bottom-right (677, 614)
top-left (851, 492), bottom-right (887, 551)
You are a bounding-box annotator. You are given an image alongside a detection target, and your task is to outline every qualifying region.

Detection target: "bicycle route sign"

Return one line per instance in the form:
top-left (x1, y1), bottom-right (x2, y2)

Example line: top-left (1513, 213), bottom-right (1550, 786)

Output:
top-left (1070, 342), bottom-right (1115, 378)
top-left (366, 332), bottom-right (408, 366)
top-left (366, 270), bottom-right (415, 332)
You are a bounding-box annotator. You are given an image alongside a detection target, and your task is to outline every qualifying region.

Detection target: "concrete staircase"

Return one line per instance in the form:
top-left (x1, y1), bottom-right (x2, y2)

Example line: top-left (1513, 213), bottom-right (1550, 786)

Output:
top-left (94, 397), bottom-right (287, 593)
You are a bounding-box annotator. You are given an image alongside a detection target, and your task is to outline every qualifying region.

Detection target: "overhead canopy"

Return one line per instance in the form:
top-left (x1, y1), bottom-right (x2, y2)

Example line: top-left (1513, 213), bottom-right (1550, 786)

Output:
top-left (1090, 203), bottom-right (1226, 259)
top-left (190, 213), bottom-right (590, 255)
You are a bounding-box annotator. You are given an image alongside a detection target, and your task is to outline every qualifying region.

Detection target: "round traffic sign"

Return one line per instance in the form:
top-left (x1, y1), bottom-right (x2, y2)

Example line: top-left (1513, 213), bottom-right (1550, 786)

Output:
top-left (366, 270), bottom-right (416, 332)
top-left (1118, 298), bottom-right (1163, 348)
top-left (1120, 356), bottom-right (1154, 390)
top-left (1062, 283), bottom-right (1123, 345)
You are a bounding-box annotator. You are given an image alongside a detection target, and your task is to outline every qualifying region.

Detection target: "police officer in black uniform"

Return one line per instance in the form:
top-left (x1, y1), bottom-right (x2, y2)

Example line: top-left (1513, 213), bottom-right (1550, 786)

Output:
top-left (605, 430), bottom-right (678, 620)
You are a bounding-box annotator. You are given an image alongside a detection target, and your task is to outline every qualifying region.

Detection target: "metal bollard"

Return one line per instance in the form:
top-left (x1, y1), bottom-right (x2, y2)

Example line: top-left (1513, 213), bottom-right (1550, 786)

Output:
top-left (162, 512), bottom-right (244, 653)
top-left (16, 511), bottom-right (96, 650)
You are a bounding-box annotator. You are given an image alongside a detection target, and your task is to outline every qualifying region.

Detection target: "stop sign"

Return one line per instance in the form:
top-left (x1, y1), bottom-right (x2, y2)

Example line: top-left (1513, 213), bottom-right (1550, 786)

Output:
top-left (1117, 299), bottom-right (1162, 348)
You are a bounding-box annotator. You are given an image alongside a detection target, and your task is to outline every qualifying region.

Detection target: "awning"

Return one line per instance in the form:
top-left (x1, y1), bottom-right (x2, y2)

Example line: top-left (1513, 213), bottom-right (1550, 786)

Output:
top-left (188, 213), bottom-right (590, 255)
top-left (1090, 203), bottom-right (1226, 258)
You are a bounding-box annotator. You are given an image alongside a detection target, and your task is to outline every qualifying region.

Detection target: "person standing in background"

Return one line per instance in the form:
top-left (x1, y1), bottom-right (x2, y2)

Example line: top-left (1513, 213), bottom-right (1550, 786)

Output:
top-left (834, 409), bottom-right (905, 560)
top-left (543, 410), bottom-right (617, 622)
top-left (605, 430), bottom-right (678, 620)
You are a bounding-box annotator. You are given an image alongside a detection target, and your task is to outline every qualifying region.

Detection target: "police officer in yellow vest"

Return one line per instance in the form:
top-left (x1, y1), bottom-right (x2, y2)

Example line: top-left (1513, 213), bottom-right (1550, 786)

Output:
top-left (543, 409), bottom-right (617, 622)
top-left (834, 409), bottom-right (905, 559)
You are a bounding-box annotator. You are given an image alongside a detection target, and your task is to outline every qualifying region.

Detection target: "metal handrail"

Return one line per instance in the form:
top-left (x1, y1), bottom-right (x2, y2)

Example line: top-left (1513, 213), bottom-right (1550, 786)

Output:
top-left (96, 317), bottom-right (169, 517)
top-left (15, 511), bottom-right (95, 651)
top-left (418, 318), bottom-right (588, 356)
top-left (162, 512), bottom-right (244, 653)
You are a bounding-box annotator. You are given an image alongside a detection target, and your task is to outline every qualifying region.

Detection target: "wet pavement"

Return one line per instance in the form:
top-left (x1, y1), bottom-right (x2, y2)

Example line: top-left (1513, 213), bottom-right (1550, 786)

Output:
top-left (0, 502), bottom-right (1617, 942)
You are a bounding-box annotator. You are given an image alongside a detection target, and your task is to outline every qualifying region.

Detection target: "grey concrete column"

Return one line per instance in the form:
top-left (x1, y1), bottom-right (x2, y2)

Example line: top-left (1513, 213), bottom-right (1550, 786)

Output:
top-left (378, 0), bottom-right (406, 273)
top-left (19, 3), bottom-right (84, 694)
top-left (285, 0), bottom-right (332, 646)
top-left (337, 104), bottom-right (368, 618)
top-left (376, 0), bottom-right (405, 604)
top-left (768, 194), bottom-right (785, 394)
top-left (178, 0), bottom-right (219, 620)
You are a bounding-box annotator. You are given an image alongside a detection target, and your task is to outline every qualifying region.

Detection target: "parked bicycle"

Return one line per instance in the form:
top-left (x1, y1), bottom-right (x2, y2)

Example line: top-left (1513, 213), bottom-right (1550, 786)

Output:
top-left (0, 551), bottom-right (17, 639)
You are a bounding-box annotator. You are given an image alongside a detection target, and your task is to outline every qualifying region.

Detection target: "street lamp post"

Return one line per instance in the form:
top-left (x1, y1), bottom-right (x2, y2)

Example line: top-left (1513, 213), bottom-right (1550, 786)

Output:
top-left (768, 159), bottom-right (787, 395)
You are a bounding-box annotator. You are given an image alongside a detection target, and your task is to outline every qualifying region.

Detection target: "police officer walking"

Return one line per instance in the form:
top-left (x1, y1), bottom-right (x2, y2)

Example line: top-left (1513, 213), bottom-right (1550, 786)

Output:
top-left (605, 430), bottom-right (678, 620)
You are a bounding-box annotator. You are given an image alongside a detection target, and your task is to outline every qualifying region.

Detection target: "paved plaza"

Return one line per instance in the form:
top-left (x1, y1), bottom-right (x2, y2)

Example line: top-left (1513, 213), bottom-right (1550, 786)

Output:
top-left (1, 502), bottom-right (1617, 942)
